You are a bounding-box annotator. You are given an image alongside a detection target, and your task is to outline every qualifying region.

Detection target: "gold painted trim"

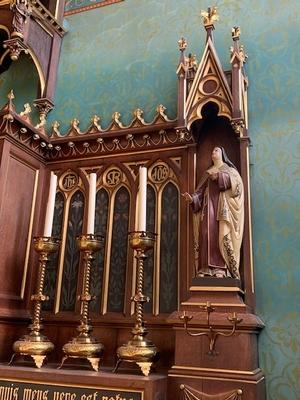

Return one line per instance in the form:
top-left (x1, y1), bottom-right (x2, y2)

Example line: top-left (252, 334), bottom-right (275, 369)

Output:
top-left (171, 366), bottom-right (261, 375)
top-left (189, 286), bottom-right (244, 293)
top-left (130, 190), bottom-right (139, 315)
top-left (54, 0), bottom-right (61, 19)
top-left (64, 0), bottom-right (124, 16)
top-left (154, 186), bottom-right (162, 315)
top-left (47, 145), bottom-right (190, 165)
top-left (0, 24), bottom-right (10, 37)
top-left (181, 302), bottom-right (245, 307)
top-left (0, 49), bottom-right (10, 66)
top-left (26, 48), bottom-right (46, 96)
top-left (102, 183), bottom-right (131, 315)
top-left (246, 146), bottom-right (254, 293)
top-left (101, 188), bottom-right (115, 315)
top-left (21, 169), bottom-right (39, 299)
top-left (0, 376), bottom-right (144, 397)
top-left (168, 373), bottom-right (264, 384)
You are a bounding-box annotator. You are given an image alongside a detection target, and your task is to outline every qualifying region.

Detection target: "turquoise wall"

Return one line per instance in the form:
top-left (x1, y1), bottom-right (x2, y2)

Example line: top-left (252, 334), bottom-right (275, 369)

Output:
top-left (1, 0), bottom-right (300, 398)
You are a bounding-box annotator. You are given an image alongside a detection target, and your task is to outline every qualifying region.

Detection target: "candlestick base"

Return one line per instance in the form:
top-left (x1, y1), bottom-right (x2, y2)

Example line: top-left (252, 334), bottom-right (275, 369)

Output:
top-left (59, 336), bottom-right (104, 372)
top-left (10, 237), bottom-right (60, 368)
top-left (114, 337), bottom-right (158, 376)
top-left (11, 334), bottom-right (54, 368)
top-left (114, 231), bottom-right (158, 376)
top-left (60, 234), bottom-right (105, 372)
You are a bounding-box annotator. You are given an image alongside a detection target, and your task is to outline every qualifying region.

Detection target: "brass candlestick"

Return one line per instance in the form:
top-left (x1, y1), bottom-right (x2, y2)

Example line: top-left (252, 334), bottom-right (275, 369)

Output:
top-left (114, 231), bottom-right (158, 377)
top-left (10, 236), bottom-right (60, 368)
top-left (59, 234), bottom-right (104, 372)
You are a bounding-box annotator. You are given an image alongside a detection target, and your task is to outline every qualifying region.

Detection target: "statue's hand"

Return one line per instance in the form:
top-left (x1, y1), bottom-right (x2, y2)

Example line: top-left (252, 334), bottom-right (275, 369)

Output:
top-left (182, 192), bottom-right (193, 203)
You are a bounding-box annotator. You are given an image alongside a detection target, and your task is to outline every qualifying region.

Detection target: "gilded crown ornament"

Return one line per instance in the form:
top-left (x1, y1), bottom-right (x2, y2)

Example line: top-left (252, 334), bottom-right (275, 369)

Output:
top-left (201, 6), bottom-right (219, 27)
top-left (178, 37), bottom-right (187, 51)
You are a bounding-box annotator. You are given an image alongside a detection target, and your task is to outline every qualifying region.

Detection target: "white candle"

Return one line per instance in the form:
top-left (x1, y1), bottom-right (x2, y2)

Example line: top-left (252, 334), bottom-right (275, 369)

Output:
top-left (138, 167), bottom-right (147, 232)
top-left (43, 172), bottom-right (57, 237)
top-left (87, 173), bottom-right (97, 235)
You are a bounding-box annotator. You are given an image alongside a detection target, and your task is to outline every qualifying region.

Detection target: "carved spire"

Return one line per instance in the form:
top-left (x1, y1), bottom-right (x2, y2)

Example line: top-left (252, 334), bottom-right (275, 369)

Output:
top-left (176, 38), bottom-right (188, 127)
top-left (230, 27), bottom-right (248, 123)
top-left (200, 6), bottom-right (219, 42)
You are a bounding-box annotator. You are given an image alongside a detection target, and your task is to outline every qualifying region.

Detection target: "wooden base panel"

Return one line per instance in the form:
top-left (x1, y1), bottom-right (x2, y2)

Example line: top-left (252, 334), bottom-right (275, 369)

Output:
top-left (0, 364), bottom-right (167, 400)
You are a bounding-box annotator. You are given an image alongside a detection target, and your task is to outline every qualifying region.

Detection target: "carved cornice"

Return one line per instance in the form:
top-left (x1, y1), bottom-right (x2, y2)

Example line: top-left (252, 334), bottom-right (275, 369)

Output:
top-left (30, 0), bottom-right (66, 37)
top-left (0, 92), bottom-right (193, 161)
top-left (48, 125), bottom-right (193, 161)
top-left (50, 105), bottom-right (176, 138)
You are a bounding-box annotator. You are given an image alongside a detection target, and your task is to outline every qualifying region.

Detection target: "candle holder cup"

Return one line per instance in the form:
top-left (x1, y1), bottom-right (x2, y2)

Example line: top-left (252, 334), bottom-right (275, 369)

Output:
top-left (59, 234), bottom-right (105, 372)
top-left (10, 236), bottom-right (60, 368)
top-left (113, 230), bottom-right (158, 377)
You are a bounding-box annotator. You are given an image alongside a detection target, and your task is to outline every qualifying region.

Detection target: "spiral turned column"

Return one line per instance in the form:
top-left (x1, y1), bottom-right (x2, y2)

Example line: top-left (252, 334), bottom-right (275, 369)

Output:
top-left (10, 237), bottom-right (60, 368)
top-left (114, 231), bottom-right (158, 376)
top-left (59, 234), bottom-right (104, 372)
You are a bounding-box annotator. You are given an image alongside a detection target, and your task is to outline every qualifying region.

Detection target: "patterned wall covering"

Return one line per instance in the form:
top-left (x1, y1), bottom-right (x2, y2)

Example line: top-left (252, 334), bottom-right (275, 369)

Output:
top-left (1, 0), bottom-right (300, 397)
top-left (64, 0), bottom-right (123, 16)
top-left (0, 54), bottom-right (40, 123)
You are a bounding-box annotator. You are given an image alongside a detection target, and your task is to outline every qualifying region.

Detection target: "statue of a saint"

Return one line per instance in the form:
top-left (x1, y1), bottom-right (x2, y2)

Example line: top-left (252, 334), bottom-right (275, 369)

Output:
top-left (183, 147), bottom-right (244, 279)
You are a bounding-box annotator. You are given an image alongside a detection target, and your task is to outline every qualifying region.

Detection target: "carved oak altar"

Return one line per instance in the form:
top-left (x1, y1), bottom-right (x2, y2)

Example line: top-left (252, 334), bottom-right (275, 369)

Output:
top-left (0, 6), bottom-right (265, 400)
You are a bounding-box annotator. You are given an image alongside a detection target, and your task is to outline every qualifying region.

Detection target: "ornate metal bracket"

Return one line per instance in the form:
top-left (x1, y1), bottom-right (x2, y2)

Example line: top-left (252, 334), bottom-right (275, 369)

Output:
top-left (179, 302), bottom-right (242, 356)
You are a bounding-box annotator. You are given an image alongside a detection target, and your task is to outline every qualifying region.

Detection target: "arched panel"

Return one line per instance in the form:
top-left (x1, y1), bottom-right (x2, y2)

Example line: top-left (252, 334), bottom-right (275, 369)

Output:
top-left (90, 188), bottom-right (109, 313)
top-left (60, 190), bottom-right (84, 312)
top-left (144, 184), bottom-right (156, 313)
top-left (107, 186), bottom-right (130, 313)
top-left (159, 182), bottom-right (179, 313)
top-left (43, 191), bottom-right (64, 311)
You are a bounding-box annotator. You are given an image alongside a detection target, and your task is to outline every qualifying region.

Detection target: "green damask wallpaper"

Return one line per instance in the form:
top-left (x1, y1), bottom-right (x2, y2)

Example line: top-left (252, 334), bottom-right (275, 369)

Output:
top-left (1, 0), bottom-right (300, 398)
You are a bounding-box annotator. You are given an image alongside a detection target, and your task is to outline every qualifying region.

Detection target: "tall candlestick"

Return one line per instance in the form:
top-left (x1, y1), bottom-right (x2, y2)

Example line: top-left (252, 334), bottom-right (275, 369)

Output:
top-left (138, 167), bottom-right (147, 232)
top-left (43, 172), bottom-right (57, 237)
top-left (87, 173), bottom-right (97, 235)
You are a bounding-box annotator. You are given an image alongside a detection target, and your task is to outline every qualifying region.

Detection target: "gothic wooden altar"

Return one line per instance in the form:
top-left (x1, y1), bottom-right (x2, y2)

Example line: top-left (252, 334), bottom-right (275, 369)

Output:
top-left (0, 5), bottom-right (265, 400)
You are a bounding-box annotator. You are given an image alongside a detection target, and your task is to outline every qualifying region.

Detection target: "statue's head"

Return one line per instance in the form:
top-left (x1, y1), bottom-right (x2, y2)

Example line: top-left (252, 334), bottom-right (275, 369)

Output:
top-left (212, 146), bottom-right (237, 170)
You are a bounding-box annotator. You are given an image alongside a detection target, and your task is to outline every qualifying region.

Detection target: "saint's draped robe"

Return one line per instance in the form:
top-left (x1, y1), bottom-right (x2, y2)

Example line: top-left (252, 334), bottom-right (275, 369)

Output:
top-left (191, 163), bottom-right (244, 278)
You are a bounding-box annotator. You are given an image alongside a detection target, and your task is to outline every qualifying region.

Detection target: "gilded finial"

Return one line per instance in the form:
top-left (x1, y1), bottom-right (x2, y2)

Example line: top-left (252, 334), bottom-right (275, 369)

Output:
top-left (71, 118), bottom-right (81, 134)
top-left (239, 44), bottom-right (248, 64)
top-left (178, 37), bottom-right (187, 52)
top-left (112, 111), bottom-right (124, 128)
top-left (232, 26), bottom-right (241, 40)
top-left (8, 89), bottom-right (15, 101)
top-left (201, 6), bottom-right (219, 27)
top-left (156, 104), bottom-right (166, 115)
top-left (134, 108), bottom-right (143, 118)
top-left (186, 53), bottom-right (198, 70)
top-left (35, 114), bottom-right (46, 130)
top-left (52, 120), bottom-right (61, 136)
top-left (91, 115), bottom-right (101, 130)
top-left (133, 108), bottom-right (146, 125)
top-left (20, 103), bottom-right (32, 117)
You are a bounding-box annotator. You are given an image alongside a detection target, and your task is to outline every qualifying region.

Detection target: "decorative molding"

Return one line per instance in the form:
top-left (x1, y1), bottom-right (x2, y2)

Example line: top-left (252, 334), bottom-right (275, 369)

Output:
top-left (64, 0), bottom-right (124, 17)
top-left (180, 384), bottom-right (243, 400)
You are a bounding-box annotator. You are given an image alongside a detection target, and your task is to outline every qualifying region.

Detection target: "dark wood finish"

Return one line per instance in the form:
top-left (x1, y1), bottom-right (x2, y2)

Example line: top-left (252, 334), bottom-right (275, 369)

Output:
top-left (0, 364), bottom-right (167, 400)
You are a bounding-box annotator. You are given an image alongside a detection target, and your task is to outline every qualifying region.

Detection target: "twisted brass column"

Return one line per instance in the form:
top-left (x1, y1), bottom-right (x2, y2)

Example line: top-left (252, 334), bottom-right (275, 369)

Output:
top-left (59, 234), bottom-right (104, 372)
top-left (114, 231), bottom-right (158, 376)
top-left (10, 236), bottom-right (60, 368)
